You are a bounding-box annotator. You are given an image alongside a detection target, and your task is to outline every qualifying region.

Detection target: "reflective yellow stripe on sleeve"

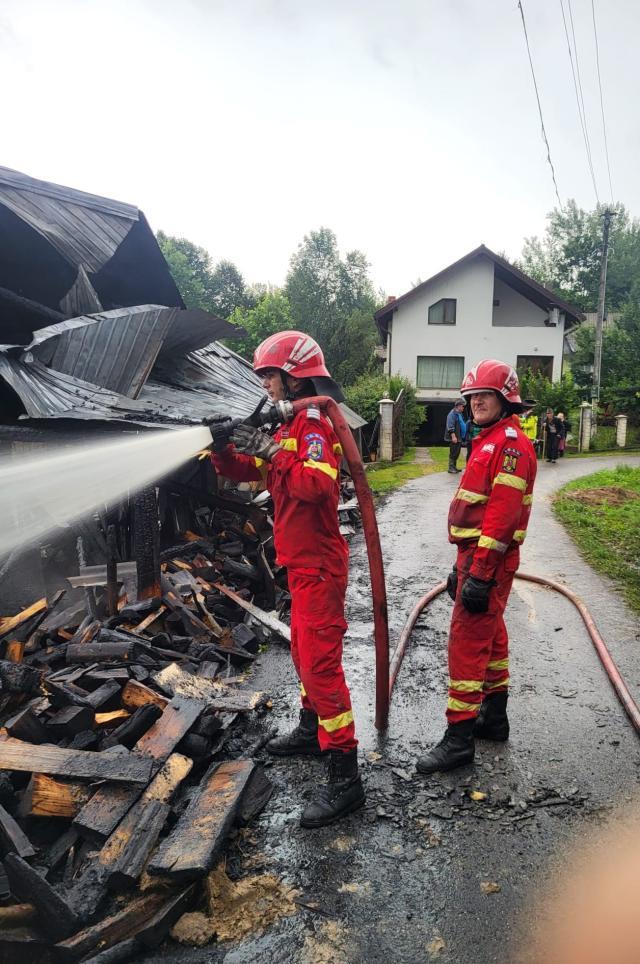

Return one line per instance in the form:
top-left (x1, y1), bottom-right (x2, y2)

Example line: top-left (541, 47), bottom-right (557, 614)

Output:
top-left (447, 697), bottom-right (481, 713)
top-left (449, 679), bottom-right (484, 693)
top-left (319, 709), bottom-right (354, 732)
top-left (450, 526), bottom-right (483, 539)
top-left (513, 529), bottom-right (527, 543)
top-left (493, 472), bottom-right (527, 492)
top-left (304, 460), bottom-right (338, 480)
top-left (478, 534), bottom-right (508, 552)
top-left (456, 488), bottom-right (489, 504)
top-left (280, 438), bottom-right (298, 451)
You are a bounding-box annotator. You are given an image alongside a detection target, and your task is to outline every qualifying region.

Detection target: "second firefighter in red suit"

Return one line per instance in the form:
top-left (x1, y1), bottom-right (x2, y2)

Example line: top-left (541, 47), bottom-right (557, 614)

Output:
top-left (210, 331), bottom-right (365, 827)
top-left (417, 360), bottom-right (537, 774)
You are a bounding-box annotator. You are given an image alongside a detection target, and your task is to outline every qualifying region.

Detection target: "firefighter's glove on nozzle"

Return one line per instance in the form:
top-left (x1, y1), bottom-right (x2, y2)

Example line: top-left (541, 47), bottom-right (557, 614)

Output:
top-left (446, 567), bottom-right (458, 602)
top-left (203, 414), bottom-right (237, 453)
top-left (231, 424), bottom-right (280, 461)
top-left (461, 575), bottom-right (495, 613)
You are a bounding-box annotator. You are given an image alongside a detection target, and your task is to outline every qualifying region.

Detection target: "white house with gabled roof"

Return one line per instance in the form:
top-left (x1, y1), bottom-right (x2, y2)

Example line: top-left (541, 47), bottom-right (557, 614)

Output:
top-left (374, 245), bottom-right (583, 444)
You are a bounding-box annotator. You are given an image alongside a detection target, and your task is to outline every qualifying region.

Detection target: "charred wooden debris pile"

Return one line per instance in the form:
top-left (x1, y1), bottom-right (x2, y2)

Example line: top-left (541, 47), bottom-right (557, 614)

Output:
top-left (0, 500), bottom-right (298, 961)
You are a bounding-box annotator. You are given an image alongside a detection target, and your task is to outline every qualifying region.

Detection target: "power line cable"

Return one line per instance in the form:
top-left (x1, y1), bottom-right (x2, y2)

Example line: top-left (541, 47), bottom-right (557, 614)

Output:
top-left (517, 0), bottom-right (563, 208)
top-left (559, 0), bottom-right (600, 204)
top-left (568, 0), bottom-right (601, 202)
top-left (591, 0), bottom-right (614, 202)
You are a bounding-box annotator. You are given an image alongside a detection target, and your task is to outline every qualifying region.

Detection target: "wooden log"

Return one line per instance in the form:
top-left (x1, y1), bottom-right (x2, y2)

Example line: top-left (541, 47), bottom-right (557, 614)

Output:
top-left (21, 774), bottom-right (92, 819)
top-left (66, 642), bottom-right (135, 664)
top-left (107, 799), bottom-right (170, 890)
top-left (83, 680), bottom-right (122, 710)
top-left (120, 680), bottom-right (168, 712)
top-left (4, 707), bottom-right (49, 744)
top-left (152, 662), bottom-right (264, 712)
top-left (147, 760), bottom-right (255, 881)
top-left (73, 698), bottom-right (200, 842)
top-left (4, 641), bottom-right (25, 664)
top-left (135, 884), bottom-right (196, 948)
top-left (54, 892), bottom-right (166, 962)
top-left (100, 704), bottom-right (162, 750)
top-left (0, 739), bottom-right (153, 785)
top-left (95, 710), bottom-right (129, 727)
top-left (0, 904), bottom-right (37, 928)
top-left (46, 706), bottom-right (95, 739)
top-left (133, 487), bottom-right (161, 602)
top-left (106, 525), bottom-right (119, 617)
top-left (44, 680), bottom-right (93, 709)
top-left (4, 853), bottom-right (79, 941)
top-left (0, 804), bottom-right (35, 858)
top-left (0, 600), bottom-right (47, 641)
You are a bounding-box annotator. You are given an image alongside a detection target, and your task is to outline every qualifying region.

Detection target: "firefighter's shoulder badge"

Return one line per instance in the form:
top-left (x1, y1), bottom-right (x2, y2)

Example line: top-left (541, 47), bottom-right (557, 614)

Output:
top-left (305, 432), bottom-right (324, 461)
top-left (306, 404), bottom-right (321, 421)
top-left (505, 426), bottom-right (518, 439)
top-left (501, 446), bottom-right (522, 474)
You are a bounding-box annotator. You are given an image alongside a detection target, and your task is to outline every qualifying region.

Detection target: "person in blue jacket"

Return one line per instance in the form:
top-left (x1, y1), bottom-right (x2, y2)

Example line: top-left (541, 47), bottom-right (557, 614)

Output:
top-left (445, 399), bottom-right (467, 473)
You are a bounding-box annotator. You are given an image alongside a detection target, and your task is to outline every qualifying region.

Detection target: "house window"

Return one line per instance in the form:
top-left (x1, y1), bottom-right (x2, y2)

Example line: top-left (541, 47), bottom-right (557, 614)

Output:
top-left (417, 356), bottom-right (465, 389)
top-left (428, 298), bottom-right (457, 325)
top-left (517, 355), bottom-right (553, 379)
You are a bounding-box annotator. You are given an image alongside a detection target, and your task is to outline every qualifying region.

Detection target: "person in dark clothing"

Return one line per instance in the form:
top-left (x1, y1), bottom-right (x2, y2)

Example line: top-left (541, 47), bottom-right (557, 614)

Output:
top-left (557, 412), bottom-right (571, 456)
top-left (445, 399), bottom-right (467, 473)
top-left (543, 408), bottom-right (562, 463)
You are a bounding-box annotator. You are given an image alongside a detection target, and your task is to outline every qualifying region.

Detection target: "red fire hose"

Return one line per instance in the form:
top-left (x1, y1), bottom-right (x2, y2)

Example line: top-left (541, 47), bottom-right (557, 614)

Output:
top-left (290, 396), bottom-right (390, 729)
top-left (389, 572), bottom-right (640, 735)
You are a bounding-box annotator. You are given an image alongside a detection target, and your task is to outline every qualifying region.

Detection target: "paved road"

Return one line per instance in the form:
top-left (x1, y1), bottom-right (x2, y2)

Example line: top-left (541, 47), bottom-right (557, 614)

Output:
top-left (154, 453), bottom-right (640, 964)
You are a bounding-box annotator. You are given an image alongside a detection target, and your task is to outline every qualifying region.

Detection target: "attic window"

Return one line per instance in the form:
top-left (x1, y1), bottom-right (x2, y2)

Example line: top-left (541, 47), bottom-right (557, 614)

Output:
top-left (428, 298), bottom-right (456, 325)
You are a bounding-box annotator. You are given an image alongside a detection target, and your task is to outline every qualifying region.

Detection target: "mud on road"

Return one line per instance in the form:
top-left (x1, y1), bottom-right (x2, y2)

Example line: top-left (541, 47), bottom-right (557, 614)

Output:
top-left (150, 455), bottom-right (640, 964)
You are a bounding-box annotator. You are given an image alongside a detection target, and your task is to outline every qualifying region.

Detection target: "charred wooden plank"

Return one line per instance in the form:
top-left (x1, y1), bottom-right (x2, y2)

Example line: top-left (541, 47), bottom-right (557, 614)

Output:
top-left (135, 884), bottom-right (196, 948)
top-left (4, 853), bottom-right (79, 941)
top-left (68, 730), bottom-right (100, 751)
top-left (4, 707), bottom-right (49, 744)
top-left (213, 581), bottom-right (291, 641)
top-left (0, 740), bottom-right (153, 784)
top-left (152, 662), bottom-right (264, 712)
top-left (95, 710), bottom-right (129, 727)
top-left (82, 939), bottom-right (137, 963)
top-left (0, 804), bottom-right (35, 858)
top-left (4, 641), bottom-right (25, 664)
top-left (0, 600), bottom-right (47, 640)
top-left (66, 642), bottom-right (136, 664)
top-left (0, 903), bottom-right (37, 927)
top-left (46, 706), bottom-right (95, 739)
top-left (73, 699), bottom-right (200, 841)
top-left (120, 680), bottom-right (168, 712)
top-left (107, 799), bottom-right (169, 891)
top-left (0, 662), bottom-right (40, 694)
top-left (54, 892), bottom-right (165, 961)
top-left (42, 827), bottom-right (79, 871)
top-left (133, 487), bottom-right (161, 602)
top-left (44, 680), bottom-right (93, 709)
top-left (82, 680), bottom-right (122, 711)
top-left (148, 760), bottom-right (255, 881)
top-left (21, 774), bottom-right (92, 819)
top-left (83, 668), bottom-right (129, 685)
top-left (100, 704), bottom-right (162, 750)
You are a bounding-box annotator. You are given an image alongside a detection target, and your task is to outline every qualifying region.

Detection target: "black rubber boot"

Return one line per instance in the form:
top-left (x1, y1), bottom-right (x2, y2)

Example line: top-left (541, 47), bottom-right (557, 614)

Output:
top-left (266, 708), bottom-right (322, 757)
top-left (416, 719), bottom-right (475, 774)
top-left (473, 693), bottom-right (509, 741)
top-left (300, 748), bottom-right (366, 828)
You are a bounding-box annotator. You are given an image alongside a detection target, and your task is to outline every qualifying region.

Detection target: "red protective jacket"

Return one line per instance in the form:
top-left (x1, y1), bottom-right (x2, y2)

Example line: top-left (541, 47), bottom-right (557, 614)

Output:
top-left (211, 404), bottom-right (348, 576)
top-left (448, 415), bottom-right (537, 581)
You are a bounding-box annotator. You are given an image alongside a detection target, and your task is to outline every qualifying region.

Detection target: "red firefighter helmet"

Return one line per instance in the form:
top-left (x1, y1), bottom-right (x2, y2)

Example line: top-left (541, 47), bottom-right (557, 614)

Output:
top-left (253, 331), bottom-right (344, 402)
top-left (460, 359), bottom-right (525, 411)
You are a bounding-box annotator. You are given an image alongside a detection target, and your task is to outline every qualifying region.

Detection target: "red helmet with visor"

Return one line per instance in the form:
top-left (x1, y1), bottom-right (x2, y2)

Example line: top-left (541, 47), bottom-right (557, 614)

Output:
top-left (460, 359), bottom-right (525, 411)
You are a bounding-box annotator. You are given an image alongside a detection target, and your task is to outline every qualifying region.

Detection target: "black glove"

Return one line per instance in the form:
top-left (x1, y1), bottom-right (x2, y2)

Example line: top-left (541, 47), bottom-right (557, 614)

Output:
top-left (231, 423), bottom-right (280, 461)
top-left (202, 414), bottom-right (237, 453)
top-left (461, 575), bottom-right (495, 614)
top-left (446, 567), bottom-right (458, 602)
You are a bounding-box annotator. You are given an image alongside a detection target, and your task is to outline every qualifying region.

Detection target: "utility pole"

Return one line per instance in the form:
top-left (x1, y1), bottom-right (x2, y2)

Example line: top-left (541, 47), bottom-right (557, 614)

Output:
top-left (592, 208), bottom-right (615, 426)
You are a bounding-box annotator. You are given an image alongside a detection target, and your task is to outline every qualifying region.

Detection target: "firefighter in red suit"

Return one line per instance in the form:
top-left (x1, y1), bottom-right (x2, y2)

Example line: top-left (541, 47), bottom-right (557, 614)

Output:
top-left (210, 331), bottom-right (365, 827)
top-left (417, 360), bottom-right (537, 774)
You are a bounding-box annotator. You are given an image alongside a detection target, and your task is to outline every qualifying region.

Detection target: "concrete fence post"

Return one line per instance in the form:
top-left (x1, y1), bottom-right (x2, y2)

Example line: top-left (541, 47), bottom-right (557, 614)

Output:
top-left (615, 414), bottom-right (628, 448)
top-left (378, 394), bottom-right (394, 462)
top-left (580, 401), bottom-right (592, 452)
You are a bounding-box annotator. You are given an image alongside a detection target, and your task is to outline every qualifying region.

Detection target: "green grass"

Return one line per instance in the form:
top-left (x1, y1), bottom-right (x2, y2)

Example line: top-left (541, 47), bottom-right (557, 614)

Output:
top-left (553, 465), bottom-right (640, 613)
top-left (365, 445), bottom-right (449, 496)
top-left (566, 449), bottom-right (640, 460)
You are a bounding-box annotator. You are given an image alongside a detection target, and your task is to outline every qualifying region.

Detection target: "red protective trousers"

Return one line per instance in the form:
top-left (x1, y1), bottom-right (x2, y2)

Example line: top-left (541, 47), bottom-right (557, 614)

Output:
top-left (288, 567), bottom-right (356, 752)
top-left (447, 543), bottom-right (519, 724)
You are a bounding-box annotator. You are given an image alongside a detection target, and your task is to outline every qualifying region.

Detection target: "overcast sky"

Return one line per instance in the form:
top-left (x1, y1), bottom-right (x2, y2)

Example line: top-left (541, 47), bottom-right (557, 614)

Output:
top-left (1, 0), bottom-right (637, 296)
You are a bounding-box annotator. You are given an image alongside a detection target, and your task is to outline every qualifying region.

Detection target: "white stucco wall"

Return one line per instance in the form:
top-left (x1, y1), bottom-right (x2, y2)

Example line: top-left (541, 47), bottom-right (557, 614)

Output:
top-left (387, 256), bottom-right (566, 400)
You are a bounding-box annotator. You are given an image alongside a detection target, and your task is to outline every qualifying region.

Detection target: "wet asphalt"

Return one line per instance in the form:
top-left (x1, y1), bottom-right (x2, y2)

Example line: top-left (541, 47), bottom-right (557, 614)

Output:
top-left (151, 453), bottom-right (640, 964)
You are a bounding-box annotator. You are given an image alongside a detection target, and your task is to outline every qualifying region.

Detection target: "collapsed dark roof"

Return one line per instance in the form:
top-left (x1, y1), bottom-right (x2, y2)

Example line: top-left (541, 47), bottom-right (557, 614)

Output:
top-left (374, 244), bottom-right (584, 339)
top-left (0, 165), bottom-right (184, 345)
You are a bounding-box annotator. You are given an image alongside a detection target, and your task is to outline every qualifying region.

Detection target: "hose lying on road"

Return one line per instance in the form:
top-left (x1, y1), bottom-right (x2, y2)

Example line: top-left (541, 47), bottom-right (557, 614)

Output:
top-left (389, 572), bottom-right (640, 735)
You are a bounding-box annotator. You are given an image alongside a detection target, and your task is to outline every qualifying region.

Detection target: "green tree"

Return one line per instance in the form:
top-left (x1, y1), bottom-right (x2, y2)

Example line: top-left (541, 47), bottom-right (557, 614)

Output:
top-left (285, 227), bottom-right (379, 381)
top-left (517, 368), bottom-right (581, 415)
top-left (345, 372), bottom-right (425, 446)
top-left (156, 232), bottom-right (250, 318)
top-left (570, 302), bottom-right (640, 416)
top-left (519, 201), bottom-right (640, 311)
top-left (229, 291), bottom-right (294, 360)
